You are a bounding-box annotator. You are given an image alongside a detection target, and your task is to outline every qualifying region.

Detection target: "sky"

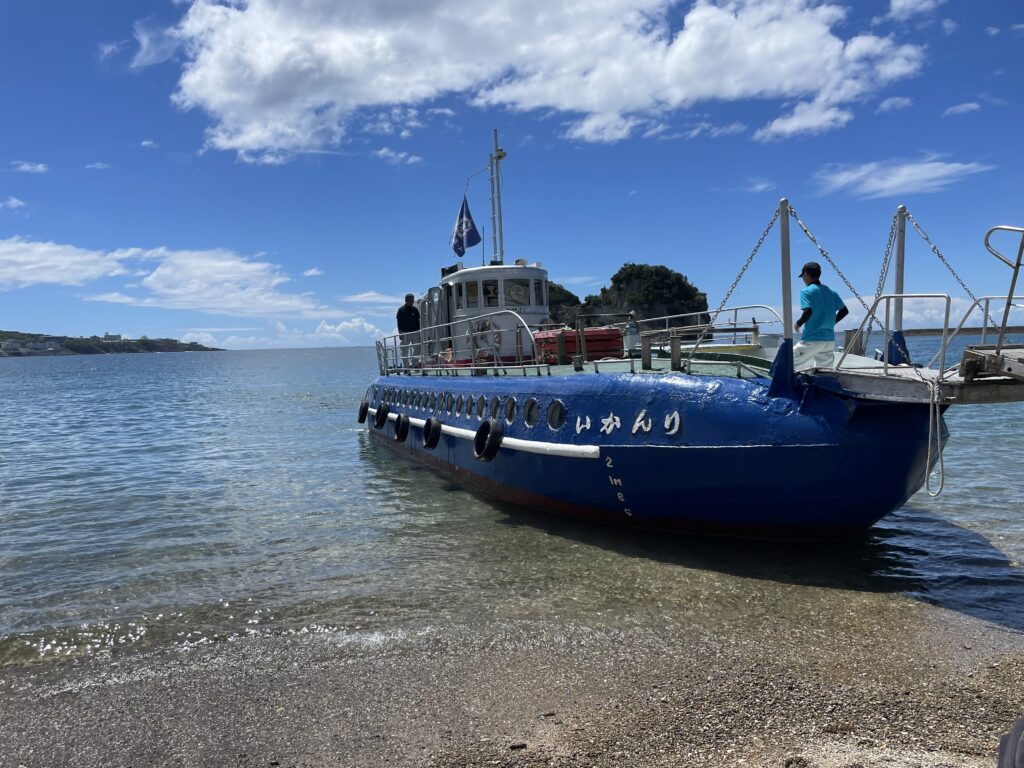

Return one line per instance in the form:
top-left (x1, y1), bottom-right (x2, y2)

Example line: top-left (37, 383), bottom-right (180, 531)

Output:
top-left (1, 0), bottom-right (1022, 349)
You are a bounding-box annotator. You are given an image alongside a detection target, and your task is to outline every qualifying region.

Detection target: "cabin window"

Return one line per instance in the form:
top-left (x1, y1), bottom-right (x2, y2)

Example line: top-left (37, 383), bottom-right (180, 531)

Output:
top-left (523, 398), bottom-right (539, 427)
top-left (476, 395), bottom-right (486, 420)
top-left (504, 279), bottom-right (530, 307)
top-left (533, 280), bottom-right (544, 307)
top-left (547, 400), bottom-right (566, 431)
top-left (465, 281), bottom-right (480, 309)
top-left (455, 283), bottom-right (464, 309)
top-left (483, 280), bottom-right (499, 307)
top-left (504, 397), bottom-right (517, 424)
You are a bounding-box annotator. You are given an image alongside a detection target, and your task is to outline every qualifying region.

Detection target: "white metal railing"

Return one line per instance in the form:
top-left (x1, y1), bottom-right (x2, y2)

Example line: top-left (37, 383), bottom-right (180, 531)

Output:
top-left (837, 293), bottom-right (952, 375)
top-left (377, 309), bottom-right (538, 375)
top-left (926, 294), bottom-right (1024, 369)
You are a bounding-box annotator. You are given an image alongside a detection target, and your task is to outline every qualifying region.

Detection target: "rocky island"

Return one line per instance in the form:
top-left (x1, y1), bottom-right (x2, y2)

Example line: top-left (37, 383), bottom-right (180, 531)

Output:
top-left (0, 330), bottom-right (222, 356)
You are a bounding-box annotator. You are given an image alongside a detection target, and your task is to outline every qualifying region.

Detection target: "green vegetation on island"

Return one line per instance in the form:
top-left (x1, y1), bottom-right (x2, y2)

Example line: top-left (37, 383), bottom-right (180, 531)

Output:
top-left (548, 263), bottom-right (708, 326)
top-left (0, 330), bottom-right (222, 356)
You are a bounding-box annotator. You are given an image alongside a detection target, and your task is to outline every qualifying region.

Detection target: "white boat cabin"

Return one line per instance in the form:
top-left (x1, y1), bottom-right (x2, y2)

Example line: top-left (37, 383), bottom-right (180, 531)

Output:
top-left (416, 260), bottom-right (550, 364)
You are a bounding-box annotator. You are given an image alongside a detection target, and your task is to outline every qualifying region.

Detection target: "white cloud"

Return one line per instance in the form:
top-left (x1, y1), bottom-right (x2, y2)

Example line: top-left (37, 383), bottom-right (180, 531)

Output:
top-left (941, 19), bottom-right (958, 35)
top-left (141, 140), bottom-right (159, 149)
top-left (745, 177), bottom-right (775, 193)
top-left (0, 236), bottom-right (128, 288)
top-left (1, 197), bottom-right (26, 210)
top-left (943, 101), bottom-right (980, 116)
top-left (315, 318), bottom-right (384, 344)
top-left (11, 161), bottom-right (48, 174)
top-left (169, 0), bottom-right (925, 161)
top-left (877, 96), bottom-right (912, 113)
top-left (86, 162), bottom-right (111, 170)
top-left (98, 40), bottom-right (129, 61)
top-left (303, 267), bottom-right (323, 277)
top-left (754, 101), bottom-right (853, 141)
top-left (815, 155), bottom-right (994, 198)
top-left (427, 107), bottom-right (455, 117)
top-left (372, 147), bottom-right (422, 165)
top-left (886, 0), bottom-right (945, 21)
top-left (551, 275), bottom-right (599, 287)
top-left (131, 18), bottom-right (181, 68)
top-left (86, 247), bottom-right (336, 317)
top-left (339, 291), bottom-right (406, 305)
top-left (1013, 24), bottom-right (1024, 33)
top-left (986, 26), bottom-right (1000, 37)
top-left (181, 331), bottom-right (219, 346)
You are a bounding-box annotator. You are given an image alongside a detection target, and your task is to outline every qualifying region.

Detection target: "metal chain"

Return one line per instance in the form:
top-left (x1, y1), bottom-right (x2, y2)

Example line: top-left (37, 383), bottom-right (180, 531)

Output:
top-left (684, 208), bottom-right (780, 364)
top-left (905, 210), bottom-right (998, 328)
top-left (788, 205), bottom-right (871, 315)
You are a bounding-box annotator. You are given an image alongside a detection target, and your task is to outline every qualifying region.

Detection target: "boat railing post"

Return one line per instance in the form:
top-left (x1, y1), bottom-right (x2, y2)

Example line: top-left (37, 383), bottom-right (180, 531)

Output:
top-left (670, 337), bottom-right (682, 371)
top-left (982, 298), bottom-right (990, 345)
top-left (883, 298), bottom-right (891, 374)
top-left (779, 199), bottom-right (793, 350)
top-left (894, 205), bottom-right (907, 334)
top-left (641, 336), bottom-right (652, 370)
top-left (996, 232), bottom-right (1024, 354)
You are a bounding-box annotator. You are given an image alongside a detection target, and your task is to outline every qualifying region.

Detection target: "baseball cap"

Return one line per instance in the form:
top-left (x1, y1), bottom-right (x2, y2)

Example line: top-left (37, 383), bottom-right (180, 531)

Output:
top-left (799, 261), bottom-right (821, 279)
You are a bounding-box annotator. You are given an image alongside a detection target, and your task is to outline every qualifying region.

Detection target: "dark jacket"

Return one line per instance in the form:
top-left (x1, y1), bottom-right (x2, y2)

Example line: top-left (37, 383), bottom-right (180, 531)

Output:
top-left (396, 303), bottom-right (420, 334)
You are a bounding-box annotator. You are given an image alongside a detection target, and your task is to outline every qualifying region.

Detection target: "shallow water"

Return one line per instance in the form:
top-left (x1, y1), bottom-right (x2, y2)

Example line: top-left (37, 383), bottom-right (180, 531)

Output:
top-left (1, 339), bottom-right (1022, 665)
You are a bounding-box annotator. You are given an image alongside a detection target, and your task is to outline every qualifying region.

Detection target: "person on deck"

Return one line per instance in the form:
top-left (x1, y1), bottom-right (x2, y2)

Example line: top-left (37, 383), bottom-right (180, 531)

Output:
top-left (793, 261), bottom-right (849, 371)
top-left (396, 293), bottom-right (421, 367)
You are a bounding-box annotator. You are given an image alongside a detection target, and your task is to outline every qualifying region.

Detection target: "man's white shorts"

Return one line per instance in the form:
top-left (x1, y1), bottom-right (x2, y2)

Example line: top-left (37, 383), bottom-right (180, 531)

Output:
top-left (793, 340), bottom-right (836, 371)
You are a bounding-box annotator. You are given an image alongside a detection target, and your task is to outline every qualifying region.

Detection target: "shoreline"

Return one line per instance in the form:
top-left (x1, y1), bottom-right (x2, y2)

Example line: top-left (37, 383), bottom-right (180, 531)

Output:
top-left (3, 601), bottom-right (1022, 768)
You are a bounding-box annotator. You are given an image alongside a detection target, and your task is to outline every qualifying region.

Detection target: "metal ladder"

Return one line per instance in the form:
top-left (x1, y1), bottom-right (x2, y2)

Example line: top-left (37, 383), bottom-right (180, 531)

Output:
top-left (959, 225), bottom-right (1024, 383)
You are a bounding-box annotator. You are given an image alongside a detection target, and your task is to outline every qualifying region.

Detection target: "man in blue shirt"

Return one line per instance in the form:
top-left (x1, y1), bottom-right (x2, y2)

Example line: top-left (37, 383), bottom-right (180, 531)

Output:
top-left (793, 261), bottom-right (849, 370)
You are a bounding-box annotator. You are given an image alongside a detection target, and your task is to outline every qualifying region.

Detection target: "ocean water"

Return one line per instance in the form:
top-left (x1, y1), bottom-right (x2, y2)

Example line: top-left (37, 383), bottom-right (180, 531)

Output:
top-left (1, 338), bottom-right (1022, 666)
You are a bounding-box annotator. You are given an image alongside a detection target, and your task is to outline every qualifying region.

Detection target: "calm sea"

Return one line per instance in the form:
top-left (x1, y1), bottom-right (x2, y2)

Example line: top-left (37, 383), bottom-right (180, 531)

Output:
top-left (1, 338), bottom-right (1023, 665)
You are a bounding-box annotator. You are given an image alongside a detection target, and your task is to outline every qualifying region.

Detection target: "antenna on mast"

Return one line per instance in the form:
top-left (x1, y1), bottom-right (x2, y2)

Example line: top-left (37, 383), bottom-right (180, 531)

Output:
top-left (488, 129), bottom-right (507, 265)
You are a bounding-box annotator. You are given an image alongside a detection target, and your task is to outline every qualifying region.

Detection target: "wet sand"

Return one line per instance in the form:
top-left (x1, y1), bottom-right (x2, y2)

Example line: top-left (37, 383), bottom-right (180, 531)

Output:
top-left (3, 590), bottom-right (1023, 768)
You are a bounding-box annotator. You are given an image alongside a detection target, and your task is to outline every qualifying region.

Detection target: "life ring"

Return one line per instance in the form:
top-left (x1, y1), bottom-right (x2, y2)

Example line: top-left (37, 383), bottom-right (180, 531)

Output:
top-left (357, 400), bottom-right (369, 424)
top-left (474, 419), bottom-right (503, 461)
top-left (422, 417), bottom-right (442, 449)
top-left (373, 402), bottom-right (390, 429)
top-left (393, 413), bottom-right (410, 442)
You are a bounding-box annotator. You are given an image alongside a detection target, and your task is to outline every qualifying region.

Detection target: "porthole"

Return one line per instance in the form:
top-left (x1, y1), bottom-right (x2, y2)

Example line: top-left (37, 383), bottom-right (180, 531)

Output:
top-left (456, 394), bottom-right (464, 416)
top-left (445, 393), bottom-right (455, 414)
top-left (504, 397), bottom-right (517, 424)
top-left (414, 391), bottom-right (422, 409)
top-left (547, 400), bottom-right (566, 431)
top-left (489, 397), bottom-right (501, 420)
top-left (402, 390), bottom-right (410, 406)
top-left (523, 398), bottom-right (539, 427)
top-left (476, 396), bottom-right (486, 420)
top-left (430, 392), bottom-right (438, 411)
top-left (467, 397), bottom-right (476, 418)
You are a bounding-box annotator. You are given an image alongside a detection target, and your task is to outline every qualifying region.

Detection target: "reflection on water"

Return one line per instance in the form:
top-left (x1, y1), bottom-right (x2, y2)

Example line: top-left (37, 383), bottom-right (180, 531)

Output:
top-left (0, 340), bottom-right (1022, 666)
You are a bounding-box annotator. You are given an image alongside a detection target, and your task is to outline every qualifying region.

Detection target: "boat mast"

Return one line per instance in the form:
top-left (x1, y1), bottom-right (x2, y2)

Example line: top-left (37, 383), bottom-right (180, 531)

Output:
top-left (488, 129), bottom-right (507, 265)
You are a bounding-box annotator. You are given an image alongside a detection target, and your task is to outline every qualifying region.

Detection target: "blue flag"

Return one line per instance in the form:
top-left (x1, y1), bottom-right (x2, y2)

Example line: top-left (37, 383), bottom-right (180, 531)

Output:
top-left (451, 196), bottom-right (482, 257)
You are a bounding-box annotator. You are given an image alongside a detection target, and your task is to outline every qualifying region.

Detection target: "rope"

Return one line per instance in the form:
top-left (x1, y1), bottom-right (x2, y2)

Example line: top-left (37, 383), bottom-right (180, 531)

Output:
top-left (925, 379), bottom-right (945, 496)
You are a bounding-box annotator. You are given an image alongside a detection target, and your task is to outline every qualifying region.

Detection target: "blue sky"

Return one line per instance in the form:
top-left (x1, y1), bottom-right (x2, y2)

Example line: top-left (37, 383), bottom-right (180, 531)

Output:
top-left (1, 0), bottom-right (1021, 349)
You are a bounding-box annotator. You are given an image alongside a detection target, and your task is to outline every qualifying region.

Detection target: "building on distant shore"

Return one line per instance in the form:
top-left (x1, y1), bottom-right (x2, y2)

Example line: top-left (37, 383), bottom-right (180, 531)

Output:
top-left (1, 340), bottom-right (23, 352)
top-left (103, 333), bottom-right (122, 341)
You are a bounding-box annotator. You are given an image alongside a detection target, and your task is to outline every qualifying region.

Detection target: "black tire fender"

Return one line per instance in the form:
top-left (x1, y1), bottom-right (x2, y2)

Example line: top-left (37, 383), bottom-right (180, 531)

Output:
top-left (474, 419), bottom-right (503, 461)
top-left (393, 414), bottom-right (410, 442)
top-left (357, 400), bottom-right (369, 424)
top-left (373, 402), bottom-right (390, 429)
top-left (422, 417), bottom-right (442, 449)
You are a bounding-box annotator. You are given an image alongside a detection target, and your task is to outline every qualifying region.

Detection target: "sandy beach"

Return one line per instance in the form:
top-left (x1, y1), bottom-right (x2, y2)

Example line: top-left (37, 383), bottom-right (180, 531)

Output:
top-left (4, 587), bottom-right (1022, 768)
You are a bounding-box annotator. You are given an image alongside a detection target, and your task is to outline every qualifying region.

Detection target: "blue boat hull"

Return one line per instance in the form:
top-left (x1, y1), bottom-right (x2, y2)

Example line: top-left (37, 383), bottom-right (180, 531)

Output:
top-left (364, 371), bottom-right (945, 540)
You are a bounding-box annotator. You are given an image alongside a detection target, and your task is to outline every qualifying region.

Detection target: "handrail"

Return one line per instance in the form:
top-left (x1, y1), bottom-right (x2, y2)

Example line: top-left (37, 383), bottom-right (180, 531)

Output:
top-left (837, 293), bottom-right (951, 375)
top-left (983, 226), bottom-right (1024, 353)
top-left (638, 304), bottom-right (784, 330)
top-left (377, 308), bottom-right (538, 375)
top-left (927, 294), bottom-right (1024, 369)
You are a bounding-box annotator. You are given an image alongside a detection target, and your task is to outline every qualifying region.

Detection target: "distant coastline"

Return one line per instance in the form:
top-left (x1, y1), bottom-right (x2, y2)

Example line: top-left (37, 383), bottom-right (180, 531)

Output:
top-left (0, 330), bottom-right (222, 356)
